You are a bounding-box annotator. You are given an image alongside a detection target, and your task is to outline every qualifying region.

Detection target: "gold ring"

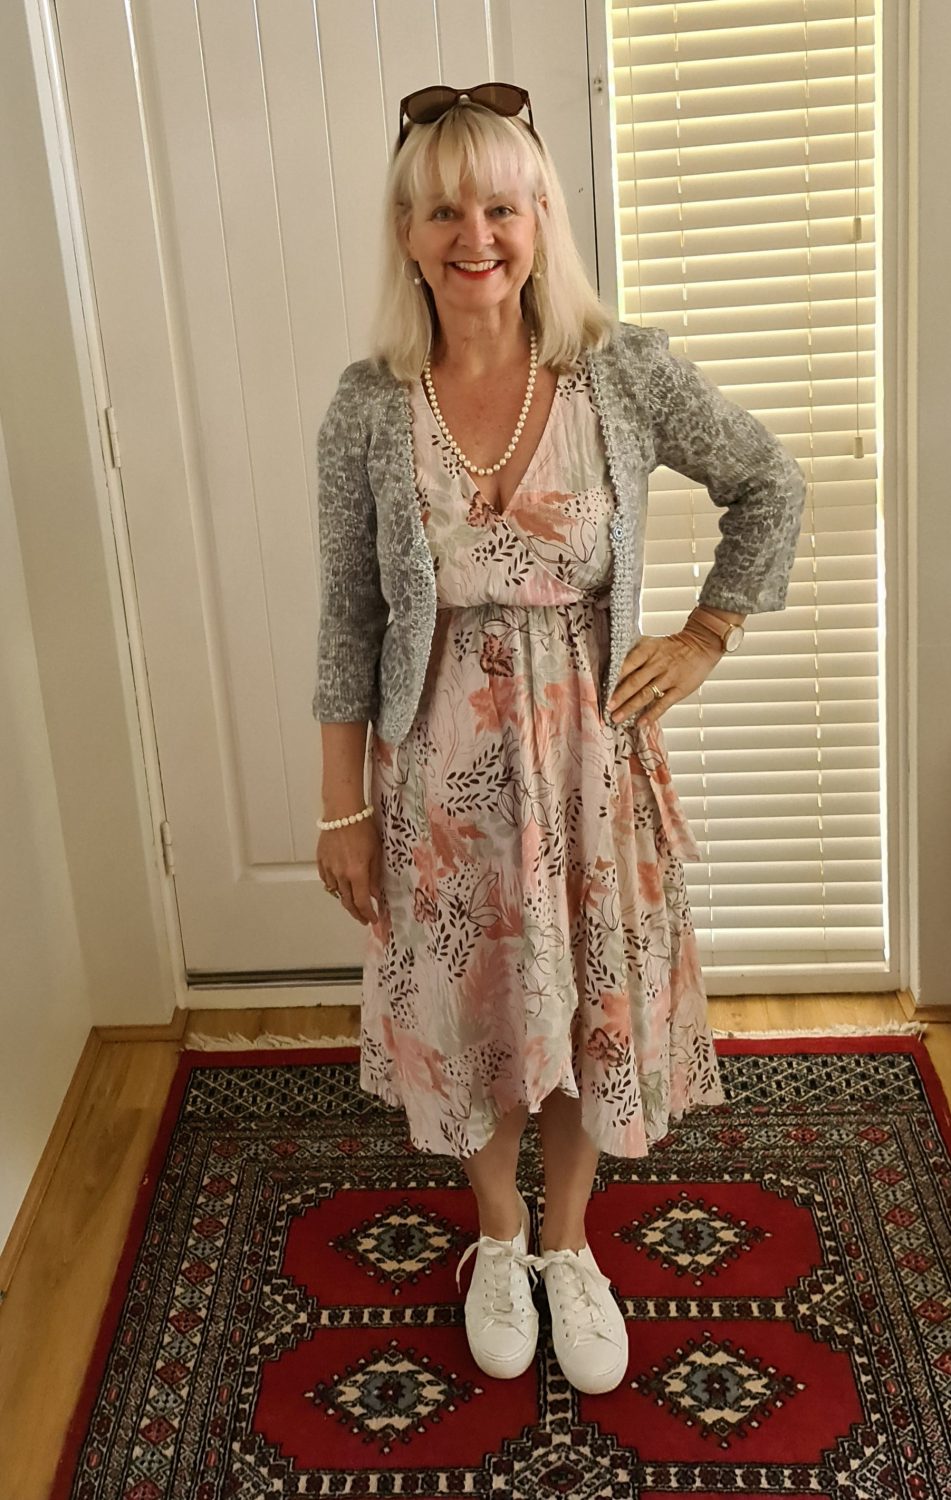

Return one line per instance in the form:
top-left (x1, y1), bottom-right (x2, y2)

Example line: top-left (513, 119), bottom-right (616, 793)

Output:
top-left (651, 684), bottom-right (665, 699)
top-left (324, 887), bottom-right (341, 899)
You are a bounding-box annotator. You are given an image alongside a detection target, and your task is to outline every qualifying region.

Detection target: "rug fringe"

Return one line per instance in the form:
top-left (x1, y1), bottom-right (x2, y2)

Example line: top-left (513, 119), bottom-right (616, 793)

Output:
top-left (711, 1020), bottom-right (928, 1039)
top-left (184, 1031), bottom-right (359, 1050)
top-left (184, 1019), bottom-right (927, 1051)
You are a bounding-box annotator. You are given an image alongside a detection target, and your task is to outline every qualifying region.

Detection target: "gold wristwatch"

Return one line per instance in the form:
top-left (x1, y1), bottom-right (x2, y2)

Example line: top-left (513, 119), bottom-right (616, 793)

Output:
top-left (687, 606), bottom-right (745, 654)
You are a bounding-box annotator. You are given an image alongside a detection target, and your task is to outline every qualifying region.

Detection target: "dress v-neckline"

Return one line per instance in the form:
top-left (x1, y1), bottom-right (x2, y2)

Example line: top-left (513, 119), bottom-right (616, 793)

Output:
top-left (417, 371), bottom-right (562, 518)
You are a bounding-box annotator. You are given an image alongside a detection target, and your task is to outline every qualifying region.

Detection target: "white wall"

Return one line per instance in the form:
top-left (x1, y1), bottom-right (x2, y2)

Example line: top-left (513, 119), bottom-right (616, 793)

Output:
top-left (910, 0), bottom-right (951, 1007)
top-left (0, 414), bottom-right (94, 1251)
top-left (0, 0), bottom-right (175, 1255)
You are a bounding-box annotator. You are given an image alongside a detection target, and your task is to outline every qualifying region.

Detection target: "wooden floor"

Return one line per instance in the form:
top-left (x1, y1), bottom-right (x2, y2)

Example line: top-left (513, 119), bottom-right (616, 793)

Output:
top-left (0, 995), bottom-right (947, 1500)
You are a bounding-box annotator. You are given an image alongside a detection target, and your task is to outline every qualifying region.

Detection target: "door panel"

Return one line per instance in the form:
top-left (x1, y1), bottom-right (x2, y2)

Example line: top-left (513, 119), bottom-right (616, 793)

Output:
top-left (54, 0), bottom-right (600, 975)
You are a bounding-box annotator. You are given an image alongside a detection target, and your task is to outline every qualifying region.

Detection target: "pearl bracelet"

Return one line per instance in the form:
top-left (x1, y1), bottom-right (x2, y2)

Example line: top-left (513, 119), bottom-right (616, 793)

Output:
top-left (316, 803), bottom-right (374, 831)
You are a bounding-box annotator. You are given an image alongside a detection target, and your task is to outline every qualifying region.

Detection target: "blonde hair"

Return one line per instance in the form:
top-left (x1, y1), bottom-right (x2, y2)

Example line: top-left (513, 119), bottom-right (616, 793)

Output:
top-left (369, 102), bottom-right (618, 382)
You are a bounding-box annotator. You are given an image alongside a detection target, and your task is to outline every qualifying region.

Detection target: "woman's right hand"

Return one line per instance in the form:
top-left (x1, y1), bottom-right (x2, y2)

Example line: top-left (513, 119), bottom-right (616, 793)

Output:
top-left (316, 816), bottom-right (384, 926)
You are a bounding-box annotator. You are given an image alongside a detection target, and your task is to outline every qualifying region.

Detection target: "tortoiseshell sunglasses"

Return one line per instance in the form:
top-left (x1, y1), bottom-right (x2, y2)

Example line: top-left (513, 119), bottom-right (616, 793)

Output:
top-left (396, 82), bottom-right (538, 150)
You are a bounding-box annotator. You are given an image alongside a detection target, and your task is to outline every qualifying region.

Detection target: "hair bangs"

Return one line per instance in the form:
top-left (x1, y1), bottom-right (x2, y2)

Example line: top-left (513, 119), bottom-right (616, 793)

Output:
top-left (405, 105), bottom-right (540, 210)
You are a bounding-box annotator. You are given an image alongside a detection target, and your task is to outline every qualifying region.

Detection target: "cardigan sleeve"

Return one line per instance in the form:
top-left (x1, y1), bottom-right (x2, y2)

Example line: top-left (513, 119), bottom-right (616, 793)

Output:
top-left (646, 328), bottom-right (806, 613)
top-left (311, 364), bottom-right (390, 723)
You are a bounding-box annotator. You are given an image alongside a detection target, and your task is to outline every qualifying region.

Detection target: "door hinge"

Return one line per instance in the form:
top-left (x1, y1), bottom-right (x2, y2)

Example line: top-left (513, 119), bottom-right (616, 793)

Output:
top-left (160, 820), bottom-right (175, 875)
top-left (101, 404), bottom-right (121, 470)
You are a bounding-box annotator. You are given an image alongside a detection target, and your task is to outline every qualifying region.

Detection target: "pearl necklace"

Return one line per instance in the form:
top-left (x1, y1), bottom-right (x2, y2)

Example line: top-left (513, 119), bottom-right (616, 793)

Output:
top-left (422, 331), bottom-right (538, 476)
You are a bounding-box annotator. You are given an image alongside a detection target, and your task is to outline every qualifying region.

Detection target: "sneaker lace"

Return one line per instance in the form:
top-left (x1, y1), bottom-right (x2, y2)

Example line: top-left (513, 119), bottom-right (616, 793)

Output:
top-left (455, 1237), bottom-right (546, 1330)
top-left (540, 1248), bottom-right (623, 1350)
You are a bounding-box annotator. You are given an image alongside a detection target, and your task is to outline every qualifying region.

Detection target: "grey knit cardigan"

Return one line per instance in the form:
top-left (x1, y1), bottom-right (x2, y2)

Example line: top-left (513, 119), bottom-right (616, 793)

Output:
top-left (312, 320), bottom-right (805, 746)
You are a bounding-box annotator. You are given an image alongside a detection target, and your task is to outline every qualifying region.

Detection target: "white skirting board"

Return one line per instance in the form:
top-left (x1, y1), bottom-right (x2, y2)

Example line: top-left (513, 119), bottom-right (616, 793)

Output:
top-left (183, 1020), bottom-right (929, 1051)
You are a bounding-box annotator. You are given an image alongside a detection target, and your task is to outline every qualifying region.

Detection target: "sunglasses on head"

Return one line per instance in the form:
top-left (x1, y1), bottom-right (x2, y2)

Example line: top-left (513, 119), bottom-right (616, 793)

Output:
top-left (397, 82), bottom-right (538, 151)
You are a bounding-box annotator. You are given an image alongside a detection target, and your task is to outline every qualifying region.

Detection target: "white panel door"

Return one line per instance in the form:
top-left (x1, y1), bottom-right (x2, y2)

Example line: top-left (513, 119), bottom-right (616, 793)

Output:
top-left (52, 0), bottom-right (601, 977)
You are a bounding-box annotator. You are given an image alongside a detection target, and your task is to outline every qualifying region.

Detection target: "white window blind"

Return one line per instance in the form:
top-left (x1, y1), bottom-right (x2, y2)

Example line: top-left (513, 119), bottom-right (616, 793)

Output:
top-left (606, 0), bottom-right (884, 981)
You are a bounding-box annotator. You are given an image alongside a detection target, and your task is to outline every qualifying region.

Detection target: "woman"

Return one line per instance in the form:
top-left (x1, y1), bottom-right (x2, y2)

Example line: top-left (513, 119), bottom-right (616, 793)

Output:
top-left (313, 83), bottom-right (805, 1396)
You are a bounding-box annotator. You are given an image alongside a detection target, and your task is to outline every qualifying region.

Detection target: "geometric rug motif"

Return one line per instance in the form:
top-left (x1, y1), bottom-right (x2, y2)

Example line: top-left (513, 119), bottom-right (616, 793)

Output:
top-left (50, 1037), bottom-right (951, 1499)
top-left (329, 1198), bottom-right (468, 1291)
top-left (308, 1336), bottom-right (481, 1454)
top-left (616, 1187), bottom-right (771, 1283)
top-left (634, 1326), bottom-right (808, 1445)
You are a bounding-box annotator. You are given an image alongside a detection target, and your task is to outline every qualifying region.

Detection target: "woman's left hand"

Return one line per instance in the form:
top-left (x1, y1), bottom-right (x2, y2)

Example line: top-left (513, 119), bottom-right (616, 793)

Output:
top-left (605, 626), bottom-right (722, 729)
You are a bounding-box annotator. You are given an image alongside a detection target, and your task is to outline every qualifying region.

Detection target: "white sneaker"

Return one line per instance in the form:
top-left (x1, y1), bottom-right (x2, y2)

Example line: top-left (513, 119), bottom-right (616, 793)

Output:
top-left (538, 1242), bottom-right (629, 1394)
top-left (455, 1190), bottom-right (542, 1379)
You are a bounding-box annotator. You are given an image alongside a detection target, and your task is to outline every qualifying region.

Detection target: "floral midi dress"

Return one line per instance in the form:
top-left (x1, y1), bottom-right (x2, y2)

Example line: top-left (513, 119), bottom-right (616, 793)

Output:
top-left (358, 362), bottom-right (726, 1160)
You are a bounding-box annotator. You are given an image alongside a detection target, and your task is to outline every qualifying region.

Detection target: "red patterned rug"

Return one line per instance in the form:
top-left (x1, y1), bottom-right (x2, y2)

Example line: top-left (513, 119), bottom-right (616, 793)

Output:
top-left (51, 1036), bottom-right (951, 1500)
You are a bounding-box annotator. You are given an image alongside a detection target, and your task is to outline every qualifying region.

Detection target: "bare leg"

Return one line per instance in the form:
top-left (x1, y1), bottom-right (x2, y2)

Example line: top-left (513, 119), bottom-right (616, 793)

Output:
top-left (536, 1088), bottom-right (600, 1252)
top-left (460, 1103), bottom-right (530, 1240)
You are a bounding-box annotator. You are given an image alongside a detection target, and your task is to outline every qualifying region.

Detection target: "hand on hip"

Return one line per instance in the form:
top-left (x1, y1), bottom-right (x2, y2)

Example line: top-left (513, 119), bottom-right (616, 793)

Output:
top-left (606, 628), bottom-right (721, 729)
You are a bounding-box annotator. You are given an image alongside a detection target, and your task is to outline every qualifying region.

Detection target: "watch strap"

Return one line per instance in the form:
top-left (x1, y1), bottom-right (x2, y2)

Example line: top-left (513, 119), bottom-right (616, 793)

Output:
top-left (688, 606), bottom-right (733, 645)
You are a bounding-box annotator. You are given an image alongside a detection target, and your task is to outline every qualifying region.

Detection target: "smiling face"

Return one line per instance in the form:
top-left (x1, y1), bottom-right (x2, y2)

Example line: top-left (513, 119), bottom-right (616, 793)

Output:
top-left (403, 175), bottom-right (545, 326)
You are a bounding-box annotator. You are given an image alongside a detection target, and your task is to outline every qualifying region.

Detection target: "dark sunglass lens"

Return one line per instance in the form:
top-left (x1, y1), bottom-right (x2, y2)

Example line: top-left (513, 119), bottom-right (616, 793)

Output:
top-left (406, 86), bottom-right (458, 123)
top-left (469, 84), bottom-right (525, 115)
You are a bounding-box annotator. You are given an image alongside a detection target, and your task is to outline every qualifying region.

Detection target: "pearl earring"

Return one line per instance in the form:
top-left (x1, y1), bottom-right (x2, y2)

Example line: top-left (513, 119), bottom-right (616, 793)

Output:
top-left (402, 257), bottom-right (423, 285)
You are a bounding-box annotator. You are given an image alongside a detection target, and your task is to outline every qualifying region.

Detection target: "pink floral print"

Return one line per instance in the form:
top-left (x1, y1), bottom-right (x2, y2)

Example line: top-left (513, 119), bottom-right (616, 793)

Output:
top-left (358, 365), bottom-right (726, 1159)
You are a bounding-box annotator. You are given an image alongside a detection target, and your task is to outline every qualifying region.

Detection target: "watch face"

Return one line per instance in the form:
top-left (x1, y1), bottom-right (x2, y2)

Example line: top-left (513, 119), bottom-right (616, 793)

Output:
top-left (724, 625), bottom-right (744, 652)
